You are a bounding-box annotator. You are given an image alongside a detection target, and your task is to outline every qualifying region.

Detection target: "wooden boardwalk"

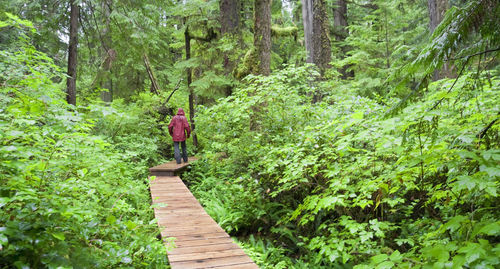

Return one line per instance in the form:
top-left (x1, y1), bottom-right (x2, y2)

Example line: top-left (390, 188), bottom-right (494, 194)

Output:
top-left (149, 160), bottom-right (258, 269)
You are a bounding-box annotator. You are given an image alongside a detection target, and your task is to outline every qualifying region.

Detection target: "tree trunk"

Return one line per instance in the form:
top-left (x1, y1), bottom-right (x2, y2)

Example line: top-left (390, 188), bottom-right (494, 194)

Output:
top-left (302, 0), bottom-right (331, 75)
top-left (100, 0), bottom-right (113, 102)
top-left (253, 0), bottom-right (271, 76)
top-left (312, 0), bottom-right (331, 74)
top-left (220, 0), bottom-right (240, 35)
top-left (66, 1), bottom-right (79, 105)
top-left (333, 0), bottom-right (353, 78)
top-left (427, 0), bottom-right (448, 33)
top-left (333, 0), bottom-right (347, 40)
top-left (301, 0), bottom-right (314, 63)
top-left (185, 27), bottom-right (198, 148)
top-left (428, 0), bottom-right (450, 80)
top-left (220, 0), bottom-right (240, 96)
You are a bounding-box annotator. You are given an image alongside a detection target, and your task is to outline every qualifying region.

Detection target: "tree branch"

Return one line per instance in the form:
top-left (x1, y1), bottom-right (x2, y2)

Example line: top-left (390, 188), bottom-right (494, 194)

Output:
top-left (143, 53), bottom-right (160, 95)
top-left (163, 78), bottom-right (184, 105)
top-left (428, 56), bottom-right (471, 111)
top-left (477, 114), bottom-right (500, 139)
top-left (446, 47), bottom-right (500, 61)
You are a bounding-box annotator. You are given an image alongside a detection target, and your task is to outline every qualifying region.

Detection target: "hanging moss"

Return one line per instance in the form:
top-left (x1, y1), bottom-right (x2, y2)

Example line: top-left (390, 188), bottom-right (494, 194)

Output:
top-left (234, 47), bottom-right (259, 79)
top-left (271, 25), bottom-right (298, 40)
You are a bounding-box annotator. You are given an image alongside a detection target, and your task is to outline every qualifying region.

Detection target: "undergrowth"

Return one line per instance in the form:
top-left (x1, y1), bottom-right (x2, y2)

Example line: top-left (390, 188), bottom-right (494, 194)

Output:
top-left (187, 66), bottom-right (500, 268)
top-left (0, 16), bottom-right (168, 268)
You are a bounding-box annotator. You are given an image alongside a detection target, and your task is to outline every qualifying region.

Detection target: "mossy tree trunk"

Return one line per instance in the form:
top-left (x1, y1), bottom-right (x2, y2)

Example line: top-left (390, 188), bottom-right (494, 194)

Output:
top-left (253, 0), bottom-right (271, 76)
top-left (302, 0), bottom-right (332, 75)
top-left (312, 0), bottom-right (331, 75)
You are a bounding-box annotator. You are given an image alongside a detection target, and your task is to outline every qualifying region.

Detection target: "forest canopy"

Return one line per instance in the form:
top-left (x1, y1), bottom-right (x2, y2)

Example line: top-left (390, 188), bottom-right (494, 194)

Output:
top-left (1, 0), bottom-right (499, 268)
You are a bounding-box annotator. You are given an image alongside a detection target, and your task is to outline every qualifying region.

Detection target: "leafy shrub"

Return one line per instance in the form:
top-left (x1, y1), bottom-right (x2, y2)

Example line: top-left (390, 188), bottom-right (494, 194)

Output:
top-left (0, 15), bottom-right (167, 268)
top-left (192, 65), bottom-right (499, 267)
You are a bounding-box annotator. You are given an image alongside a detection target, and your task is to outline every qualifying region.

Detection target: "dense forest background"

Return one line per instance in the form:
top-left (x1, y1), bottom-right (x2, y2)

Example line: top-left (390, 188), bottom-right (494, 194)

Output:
top-left (1, 0), bottom-right (499, 268)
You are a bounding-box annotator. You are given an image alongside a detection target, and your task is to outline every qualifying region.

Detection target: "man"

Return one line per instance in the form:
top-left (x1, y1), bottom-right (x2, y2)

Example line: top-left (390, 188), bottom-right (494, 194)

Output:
top-left (168, 108), bottom-right (191, 164)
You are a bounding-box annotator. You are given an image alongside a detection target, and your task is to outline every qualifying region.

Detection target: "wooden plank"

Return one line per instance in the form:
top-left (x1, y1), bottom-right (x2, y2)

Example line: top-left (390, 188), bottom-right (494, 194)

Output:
top-left (159, 222), bottom-right (216, 229)
top-left (164, 224), bottom-right (223, 231)
top-left (211, 263), bottom-right (259, 269)
top-left (168, 243), bottom-right (240, 255)
top-left (156, 216), bottom-right (217, 224)
top-left (165, 226), bottom-right (225, 236)
top-left (159, 211), bottom-right (209, 217)
top-left (153, 195), bottom-right (198, 199)
top-left (169, 255), bottom-right (255, 269)
top-left (150, 178), bottom-right (184, 182)
top-left (159, 222), bottom-right (217, 229)
top-left (157, 214), bottom-right (214, 221)
top-left (158, 215), bottom-right (215, 222)
top-left (160, 209), bottom-right (207, 214)
top-left (156, 211), bottom-right (212, 218)
top-left (153, 198), bottom-right (199, 203)
top-left (149, 157), bottom-right (198, 172)
top-left (165, 232), bottom-right (230, 241)
top-left (158, 213), bottom-right (210, 219)
top-left (151, 185), bottom-right (189, 190)
top-left (159, 220), bottom-right (217, 228)
top-left (151, 180), bottom-right (187, 184)
top-left (159, 208), bottom-right (206, 213)
top-left (158, 206), bottom-right (205, 211)
top-left (150, 187), bottom-right (188, 192)
top-left (164, 226), bottom-right (225, 235)
top-left (154, 201), bottom-right (200, 206)
top-left (152, 196), bottom-right (199, 201)
top-left (151, 191), bottom-right (196, 195)
top-left (168, 248), bottom-right (249, 262)
top-left (151, 178), bottom-right (184, 181)
top-left (153, 202), bottom-right (201, 207)
top-left (154, 198), bottom-right (196, 202)
top-left (150, 180), bottom-right (186, 184)
top-left (169, 237), bottom-right (236, 248)
top-left (156, 205), bottom-right (204, 210)
top-left (151, 185), bottom-right (187, 189)
top-left (150, 178), bottom-right (183, 183)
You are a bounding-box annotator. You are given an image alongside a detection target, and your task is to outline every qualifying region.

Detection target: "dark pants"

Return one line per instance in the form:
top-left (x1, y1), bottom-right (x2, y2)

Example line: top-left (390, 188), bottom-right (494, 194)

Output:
top-left (174, 141), bottom-right (188, 164)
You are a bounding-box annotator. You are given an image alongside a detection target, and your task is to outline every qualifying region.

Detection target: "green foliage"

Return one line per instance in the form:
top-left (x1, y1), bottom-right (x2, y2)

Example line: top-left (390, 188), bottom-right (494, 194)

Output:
top-left (390, 0), bottom-right (500, 111)
top-left (408, 0), bottom-right (500, 78)
top-left (192, 62), bottom-right (499, 267)
top-left (0, 16), bottom-right (167, 268)
top-left (338, 0), bottom-right (429, 97)
top-left (186, 160), bottom-right (282, 234)
top-left (235, 235), bottom-right (303, 269)
top-left (2, 1), bottom-right (500, 268)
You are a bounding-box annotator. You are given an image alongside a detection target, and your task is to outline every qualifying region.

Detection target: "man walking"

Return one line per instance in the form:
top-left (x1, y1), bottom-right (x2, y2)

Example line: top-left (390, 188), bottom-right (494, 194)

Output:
top-left (168, 108), bottom-right (191, 164)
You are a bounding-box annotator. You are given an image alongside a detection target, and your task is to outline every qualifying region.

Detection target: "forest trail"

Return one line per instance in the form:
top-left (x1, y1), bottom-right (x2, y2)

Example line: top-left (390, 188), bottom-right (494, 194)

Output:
top-left (149, 160), bottom-right (258, 269)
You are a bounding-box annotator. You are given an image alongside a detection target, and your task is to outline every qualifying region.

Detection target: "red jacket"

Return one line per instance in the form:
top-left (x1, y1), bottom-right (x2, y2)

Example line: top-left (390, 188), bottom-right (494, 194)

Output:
top-left (168, 108), bottom-right (191, 142)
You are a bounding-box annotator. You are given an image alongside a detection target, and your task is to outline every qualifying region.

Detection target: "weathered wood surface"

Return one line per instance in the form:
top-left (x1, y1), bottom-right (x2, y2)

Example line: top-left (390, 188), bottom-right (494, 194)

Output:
top-left (149, 162), bottom-right (258, 269)
top-left (149, 157), bottom-right (199, 176)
